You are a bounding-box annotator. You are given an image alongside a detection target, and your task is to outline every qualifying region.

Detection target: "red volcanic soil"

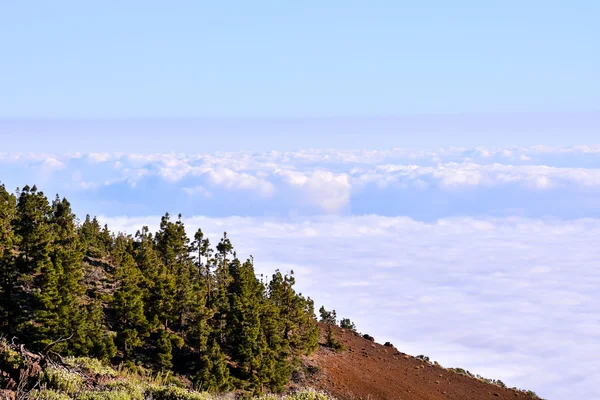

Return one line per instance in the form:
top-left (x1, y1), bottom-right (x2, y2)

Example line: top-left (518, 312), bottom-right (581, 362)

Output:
top-left (298, 324), bottom-right (537, 400)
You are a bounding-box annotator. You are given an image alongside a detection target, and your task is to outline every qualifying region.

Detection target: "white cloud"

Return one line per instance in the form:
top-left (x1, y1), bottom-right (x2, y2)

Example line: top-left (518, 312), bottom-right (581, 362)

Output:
top-left (275, 169), bottom-right (351, 213)
top-left (96, 214), bottom-right (600, 400)
top-left (206, 167), bottom-right (275, 198)
top-left (35, 156), bottom-right (66, 181)
top-left (10, 147), bottom-right (600, 195)
top-left (353, 162), bottom-right (600, 190)
top-left (87, 153), bottom-right (112, 163)
top-left (41, 157), bottom-right (65, 171)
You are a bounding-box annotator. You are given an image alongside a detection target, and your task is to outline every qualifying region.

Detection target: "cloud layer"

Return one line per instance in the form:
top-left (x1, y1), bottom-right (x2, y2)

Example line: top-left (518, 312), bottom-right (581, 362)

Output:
top-left (2, 145), bottom-right (600, 219)
top-left (97, 214), bottom-right (600, 400)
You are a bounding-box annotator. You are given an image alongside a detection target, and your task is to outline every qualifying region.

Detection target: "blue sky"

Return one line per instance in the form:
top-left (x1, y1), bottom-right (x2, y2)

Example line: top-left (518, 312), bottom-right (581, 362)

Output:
top-left (2, 1), bottom-right (599, 117)
top-left (2, 2), bottom-right (600, 399)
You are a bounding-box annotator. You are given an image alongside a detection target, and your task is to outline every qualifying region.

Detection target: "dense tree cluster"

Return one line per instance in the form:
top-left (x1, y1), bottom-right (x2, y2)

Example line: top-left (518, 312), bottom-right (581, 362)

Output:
top-left (0, 184), bottom-right (319, 395)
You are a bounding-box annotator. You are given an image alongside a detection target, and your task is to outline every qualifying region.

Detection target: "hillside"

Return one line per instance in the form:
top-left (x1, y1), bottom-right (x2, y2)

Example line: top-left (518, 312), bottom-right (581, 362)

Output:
top-left (0, 325), bottom-right (545, 400)
top-left (0, 184), bottom-right (545, 399)
top-left (297, 324), bottom-right (544, 400)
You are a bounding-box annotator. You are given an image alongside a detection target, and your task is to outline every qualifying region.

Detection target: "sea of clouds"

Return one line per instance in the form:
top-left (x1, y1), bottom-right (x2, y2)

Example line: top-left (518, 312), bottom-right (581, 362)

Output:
top-left (2, 145), bottom-right (600, 399)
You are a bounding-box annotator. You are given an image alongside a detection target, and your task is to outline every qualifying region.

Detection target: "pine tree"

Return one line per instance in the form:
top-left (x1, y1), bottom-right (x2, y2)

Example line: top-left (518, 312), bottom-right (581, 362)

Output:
top-left (213, 232), bottom-right (234, 345)
top-left (185, 228), bottom-right (213, 356)
top-left (99, 224), bottom-right (113, 253)
top-left (84, 299), bottom-right (117, 362)
top-left (268, 270), bottom-right (319, 356)
top-left (0, 184), bottom-right (17, 333)
top-left (134, 226), bottom-right (175, 331)
top-left (15, 185), bottom-right (61, 349)
top-left (227, 258), bottom-right (264, 383)
top-left (261, 269), bottom-right (319, 391)
top-left (80, 214), bottom-right (104, 258)
top-left (299, 296), bottom-right (319, 354)
top-left (340, 318), bottom-right (357, 332)
top-left (51, 196), bottom-right (88, 354)
top-left (258, 293), bottom-right (290, 393)
top-left (113, 235), bottom-right (148, 358)
top-left (155, 213), bottom-right (194, 333)
top-left (193, 338), bottom-right (231, 393)
top-left (319, 306), bottom-right (341, 350)
top-left (192, 228), bottom-right (213, 304)
top-left (155, 328), bottom-right (173, 371)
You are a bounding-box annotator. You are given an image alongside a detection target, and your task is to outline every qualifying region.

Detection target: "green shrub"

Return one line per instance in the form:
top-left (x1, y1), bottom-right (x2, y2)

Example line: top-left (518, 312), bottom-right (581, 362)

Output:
top-left (29, 389), bottom-right (72, 400)
top-left (146, 385), bottom-right (211, 400)
top-left (0, 338), bottom-right (25, 369)
top-left (339, 318), bottom-right (356, 332)
top-left (286, 389), bottom-right (330, 400)
top-left (103, 380), bottom-right (145, 400)
top-left (78, 390), bottom-right (136, 400)
top-left (66, 356), bottom-right (118, 377)
top-left (41, 366), bottom-right (84, 395)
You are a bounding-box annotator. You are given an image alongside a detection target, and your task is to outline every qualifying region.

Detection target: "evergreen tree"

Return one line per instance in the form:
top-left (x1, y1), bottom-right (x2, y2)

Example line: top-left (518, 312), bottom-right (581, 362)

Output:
top-left (113, 235), bottom-right (148, 358)
top-left (319, 306), bottom-right (337, 324)
top-left (269, 270), bottom-right (319, 356)
top-left (258, 293), bottom-right (290, 393)
top-left (15, 185), bottom-right (61, 349)
top-left (84, 299), bottom-right (117, 362)
top-left (51, 196), bottom-right (88, 354)
top-left (319, 306), bottom-right (341, 350)
top-left (186, 228), bottom-right (213, 355)
top-left (155, 213), bottom-right (194, 333)
top-left (99, 224), bottom-right (113, 253)
top-left (213, 232), bottom-right (234, 345)
top-left (227, 258), bottom-right (265, 390)
top-left (134, 226), bottom-right (174, 331)
top-left (155, 328), bottom-right (173, 371)
top-left (80, 214), bottom-right (104, 257)
top-left (340, 318), bottom-right (357, 332)
top-left (193, 338), bottom-right (231, 393)
top-left (192, 228), bottom-right (213, 304)
top-left (0, 184), bottom-right (17, 332)
top-left (299, 296), bottom-right (319, 354)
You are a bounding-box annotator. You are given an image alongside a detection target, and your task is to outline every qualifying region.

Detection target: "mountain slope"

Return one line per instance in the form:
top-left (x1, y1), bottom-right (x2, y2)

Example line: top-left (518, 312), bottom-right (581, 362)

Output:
top-left (299, 324), bottom-right (541, 400)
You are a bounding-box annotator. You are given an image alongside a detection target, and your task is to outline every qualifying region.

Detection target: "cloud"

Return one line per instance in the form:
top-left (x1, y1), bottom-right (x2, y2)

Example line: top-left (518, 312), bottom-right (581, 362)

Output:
top-left (5, 147), bottom-right (600, 219)
top-left (34, 156), bottom-right (66, 181)
top-left (41, 157), bottom-right (65, 171)
top-left (206, 167), bottom-right (275, 198)
top-left (353, 162), bottom-right (600, 190)
top-left (275, 169), bottom-right (351, 213)
top-left (96, 214), bottom-right (600, 400)
top-left (87, 153), bottom-right (112, 163)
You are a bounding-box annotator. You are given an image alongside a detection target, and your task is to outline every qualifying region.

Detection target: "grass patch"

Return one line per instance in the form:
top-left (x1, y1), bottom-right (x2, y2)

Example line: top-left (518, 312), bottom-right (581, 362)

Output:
top-left (41, 366), bottom-right (84, 395)
top-left (66, 356), bottom-right (118, 377)
top-left (29, 389), bottom-right (72, 400)
top-left (146, 385), bottom-right (212, 400)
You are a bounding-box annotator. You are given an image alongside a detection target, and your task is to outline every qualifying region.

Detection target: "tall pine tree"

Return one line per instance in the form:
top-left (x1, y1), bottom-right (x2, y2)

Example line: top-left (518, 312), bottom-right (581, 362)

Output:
top-left (15, 185), bottom-right (61, 349)
top-left (50, 196), bottom-right (88, 353)
top-left (113, 235), bottom-right (148, 359)
top-left (0, 184), bottom-right (17, 331)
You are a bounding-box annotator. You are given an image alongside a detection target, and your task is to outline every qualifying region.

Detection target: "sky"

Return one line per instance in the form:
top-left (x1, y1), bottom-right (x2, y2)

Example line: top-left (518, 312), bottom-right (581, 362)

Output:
top-left (1, 1), bottom-right (600, 118)
top-left (2, 2), bottom-right (600, 399)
